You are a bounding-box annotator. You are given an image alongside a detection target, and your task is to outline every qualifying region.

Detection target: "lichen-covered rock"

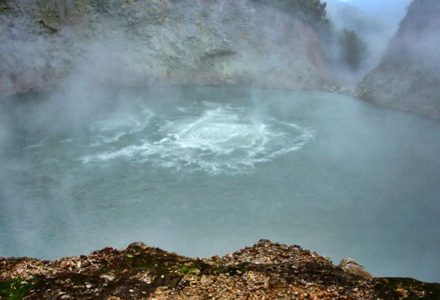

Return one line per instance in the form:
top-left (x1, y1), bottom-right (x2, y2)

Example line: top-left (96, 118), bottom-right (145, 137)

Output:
top-left (1, 240), bottom-right (439, 299)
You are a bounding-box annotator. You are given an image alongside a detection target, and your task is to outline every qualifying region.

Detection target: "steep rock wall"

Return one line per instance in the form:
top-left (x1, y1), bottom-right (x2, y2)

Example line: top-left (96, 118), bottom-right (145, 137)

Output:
top-left (356, 0), bottom-right (440, 119)
top-left (0, 0), bottom-right (331, 96)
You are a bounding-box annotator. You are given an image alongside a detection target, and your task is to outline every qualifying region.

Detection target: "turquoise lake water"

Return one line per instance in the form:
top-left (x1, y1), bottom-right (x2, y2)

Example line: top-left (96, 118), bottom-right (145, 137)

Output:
top-left (1, 86), bottom-right (439, 282)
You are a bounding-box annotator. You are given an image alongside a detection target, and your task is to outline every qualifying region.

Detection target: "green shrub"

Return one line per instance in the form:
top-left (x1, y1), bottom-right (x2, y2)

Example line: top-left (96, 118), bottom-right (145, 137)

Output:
top-left (0, 279), bottom-right (35, 300)
top-left (338, 29), bottom-right (367, 71)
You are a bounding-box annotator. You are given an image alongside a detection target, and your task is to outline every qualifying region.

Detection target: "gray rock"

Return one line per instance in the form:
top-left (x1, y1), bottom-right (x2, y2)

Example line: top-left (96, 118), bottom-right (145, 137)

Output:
top-left (338, 257), bottom-right (373, 280)
top-left (127, 242), bottom-right (148, 250)
top-left (0, 0), bottom-right (333, 96)
top-left (255, 239), bottom-right (272, 247)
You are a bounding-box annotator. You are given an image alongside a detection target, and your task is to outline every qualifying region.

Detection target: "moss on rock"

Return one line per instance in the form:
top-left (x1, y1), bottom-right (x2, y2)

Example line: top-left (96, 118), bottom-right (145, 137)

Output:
top-left (0, 278), bottom-right (36, 300)
top-left (1, 241), bottom-right (439, 299)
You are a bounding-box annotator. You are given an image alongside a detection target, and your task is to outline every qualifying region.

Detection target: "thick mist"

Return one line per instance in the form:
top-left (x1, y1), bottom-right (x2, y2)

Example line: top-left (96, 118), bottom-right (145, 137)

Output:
top-left (1, 0), bottom-right (410, 94)
top-left (1, 87), bottom-right (440, 283)
top-left (325, 0), bottom-right (412, 84)
top-left (0, 0), bottom-right (333, 95)
top-left (342, 0), bottom-right (411, 28)
top-left (0, 0), bottom-right (417, 94)
top-left (356, 0), bottom-right (440, 119)
top-left (1, 0), bottom-right (440, 284)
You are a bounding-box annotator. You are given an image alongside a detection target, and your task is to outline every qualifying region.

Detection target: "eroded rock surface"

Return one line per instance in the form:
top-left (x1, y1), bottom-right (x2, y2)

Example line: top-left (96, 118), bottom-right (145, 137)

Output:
top-left (0, 0), bottom-right (331, 96)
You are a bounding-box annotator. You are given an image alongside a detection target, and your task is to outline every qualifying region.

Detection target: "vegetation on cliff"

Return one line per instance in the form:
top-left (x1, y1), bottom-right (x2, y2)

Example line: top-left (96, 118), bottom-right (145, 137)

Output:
top-left (337, 29), bottom-right (367, 71)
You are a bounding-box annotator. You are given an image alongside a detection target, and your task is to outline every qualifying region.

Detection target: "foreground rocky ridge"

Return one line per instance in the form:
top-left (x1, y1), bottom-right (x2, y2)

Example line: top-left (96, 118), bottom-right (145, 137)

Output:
top-left (0, 0), bottom-right (333, 97)
top-left (356, 0), bottom-right (440, 119)
top-left (1, 240), bottom-right (439, 300)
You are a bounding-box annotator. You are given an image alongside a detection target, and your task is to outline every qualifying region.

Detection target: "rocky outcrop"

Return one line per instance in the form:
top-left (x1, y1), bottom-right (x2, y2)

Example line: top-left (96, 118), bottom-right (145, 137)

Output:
top-left (0, 0), bottom-right (332, 96)
top-left (356, 0), bottom-right (440, 119)
top-left (1, 240), bottom-right (439, 300)
top-left (338, 258), bottom-right (373, 280)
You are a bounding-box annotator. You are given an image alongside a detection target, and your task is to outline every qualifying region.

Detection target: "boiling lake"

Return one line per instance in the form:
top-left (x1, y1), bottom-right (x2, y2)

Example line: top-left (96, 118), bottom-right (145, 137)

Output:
top-left (0, 86), bottom-right (439, 282)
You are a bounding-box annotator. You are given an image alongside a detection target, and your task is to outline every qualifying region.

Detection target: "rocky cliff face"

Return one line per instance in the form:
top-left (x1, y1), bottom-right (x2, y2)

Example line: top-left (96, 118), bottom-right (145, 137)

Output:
top-left (356, 0), bottom-right (440, 119)
top-left (0, 0), bottom-right (332, 96)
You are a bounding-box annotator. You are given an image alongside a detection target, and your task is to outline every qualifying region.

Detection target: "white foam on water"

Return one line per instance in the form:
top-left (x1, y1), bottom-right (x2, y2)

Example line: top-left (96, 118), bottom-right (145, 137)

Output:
top-left (87, 109), bottom-right (154, 146)
top-left (81, 102), bottom-right (313, 174)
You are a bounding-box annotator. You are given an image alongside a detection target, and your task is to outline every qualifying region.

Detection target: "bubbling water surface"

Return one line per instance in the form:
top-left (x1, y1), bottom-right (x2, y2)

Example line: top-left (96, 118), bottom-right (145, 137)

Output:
top-left (1, 87), bottom-right (440, 283)
top-left (81, 102), bottom-right (313, 174)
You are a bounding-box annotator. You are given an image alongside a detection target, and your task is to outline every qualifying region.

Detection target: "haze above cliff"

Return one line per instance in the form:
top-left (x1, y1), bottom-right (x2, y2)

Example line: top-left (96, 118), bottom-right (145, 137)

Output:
top-left (0, 0), bottom-right (339, 96)
top-left (337, 0), bottom-right (410, 28)
top-left (325, 0), bottom-right (412, 84)
top-left (357, 0), bottom-right (440, 119)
